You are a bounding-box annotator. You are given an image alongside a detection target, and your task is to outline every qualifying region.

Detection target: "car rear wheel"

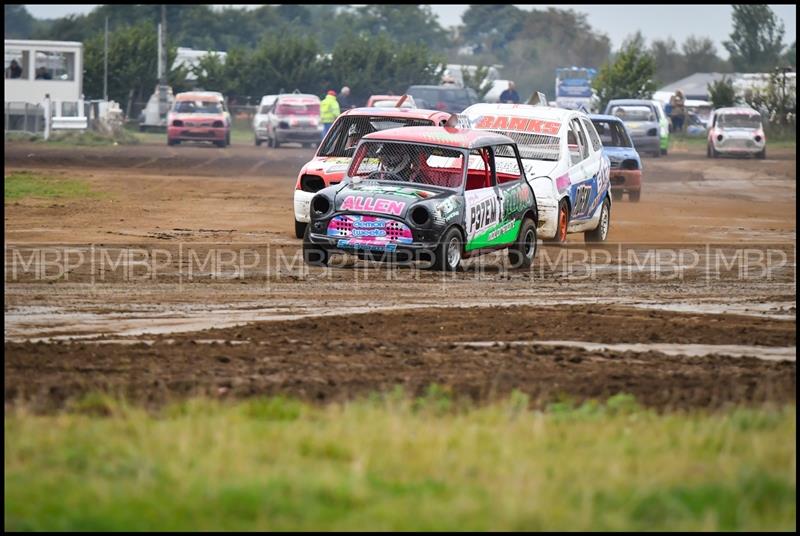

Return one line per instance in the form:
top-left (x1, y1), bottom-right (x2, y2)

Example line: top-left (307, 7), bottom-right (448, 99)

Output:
top-left (431, 227), bottom-right (462, 272)
top-left (611, 190), bottom-right (623, 201)
top-left (756, 148), bottom-right (766, 159)
top-left (294, 220), bottom-right (307, 239)
top-left (546, 199), bottom-right (569, 244)
top-left (585, 197), bottom-right (610, 242)
top-left (508, 218), bottom-right (537, 269)
top-left (226, 132), bottom-right (231, 146)
top-left (167, 138), bottom-right (179, 146)
top-left (255, 136), bottom-right (262, 146)
top-left (214, 140), bottom-right (226, 148)
top-left (628, 190), bottom-right (641, 202)
top-left (660, 147), bottom-right (668, 156)
top-left (302, 227), bottom-right (329, 267)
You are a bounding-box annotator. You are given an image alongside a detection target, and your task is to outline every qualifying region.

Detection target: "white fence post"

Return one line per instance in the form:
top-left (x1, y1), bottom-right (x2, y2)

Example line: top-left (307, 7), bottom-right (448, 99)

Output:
top-left (43, 94), bottom-right (51, 140)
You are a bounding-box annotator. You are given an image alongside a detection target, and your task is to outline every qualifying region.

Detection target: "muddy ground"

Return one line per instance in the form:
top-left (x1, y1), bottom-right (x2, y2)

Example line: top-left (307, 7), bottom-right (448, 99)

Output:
top-left (4, 140), bottom-right (796, 412)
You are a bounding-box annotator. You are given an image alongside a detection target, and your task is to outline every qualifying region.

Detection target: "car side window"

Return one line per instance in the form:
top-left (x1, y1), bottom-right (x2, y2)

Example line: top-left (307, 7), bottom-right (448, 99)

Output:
top-left (491, 144), bottom-right (522, 184)
top-left (466, 148), bottom-right (492, 191)
top-left (568, 118), bottom-right (588, 165)
top-left (581, 118), bottom-right (602, 152)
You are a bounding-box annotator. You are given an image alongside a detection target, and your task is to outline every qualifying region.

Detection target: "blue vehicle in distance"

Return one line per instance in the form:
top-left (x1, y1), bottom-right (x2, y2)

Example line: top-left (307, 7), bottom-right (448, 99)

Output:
top-left (590, 114), bottom-right (643, 202)
top-left (555, 67), bottom-right (597, 111)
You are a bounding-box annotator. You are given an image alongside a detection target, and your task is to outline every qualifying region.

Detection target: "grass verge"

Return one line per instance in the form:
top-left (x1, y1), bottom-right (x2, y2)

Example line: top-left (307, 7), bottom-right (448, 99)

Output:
top-left (4, 391), bottom-right (795, 531)
top-left (5, 170), bottom-right (99, 200)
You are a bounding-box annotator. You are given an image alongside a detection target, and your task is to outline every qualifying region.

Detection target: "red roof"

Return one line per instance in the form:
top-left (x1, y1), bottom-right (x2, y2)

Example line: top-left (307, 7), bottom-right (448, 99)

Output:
top-left (362, 126), bottom-right (513, 149)
top-left (342, 107), bottom-right (451, 122)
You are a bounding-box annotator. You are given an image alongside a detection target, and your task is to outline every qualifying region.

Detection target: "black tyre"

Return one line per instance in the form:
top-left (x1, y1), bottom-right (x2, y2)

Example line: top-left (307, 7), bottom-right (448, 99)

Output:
top-left (431, 227), bottom-right (463, 272)
top-left (709, 143), bottom-right (719, 158)
top-left (508, 218), bottom-right (538, 269)
top-left (226, 132), bottom-right (231, 146)
top-left (167, 138), bottom-right (178, 146)
top-left (628, 190), bottom-right (641, 202)
top-left (545, 199), bottom-right (569, 244)
top-left (270, 134), bottom-right (280, 149)
top-left (756, 148), bottom-right (766, 159)
top-left (611, 190), bottom-right (623, 201)
top-left (294, 220), bottom-right (307, 239)
top-left (660, 147), bottom-right (668, 156)
top-left (585, 197), bottom-right (610, 243)
top-left (215, 140), bottom-right (226, 148)
top-left (255, 136), bottom-right (262, 146)
top-left (302, 227), bottom-right (328, 267)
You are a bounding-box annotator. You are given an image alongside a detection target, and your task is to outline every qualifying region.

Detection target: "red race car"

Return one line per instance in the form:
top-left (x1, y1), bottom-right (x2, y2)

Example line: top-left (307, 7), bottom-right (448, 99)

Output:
top-left (167, 91), bottom-right (230, 148)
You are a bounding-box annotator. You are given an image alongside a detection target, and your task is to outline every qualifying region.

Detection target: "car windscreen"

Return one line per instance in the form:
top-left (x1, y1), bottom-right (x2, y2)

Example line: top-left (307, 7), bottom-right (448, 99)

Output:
top-left (408, 87), bottom-right (472, 108)
top-left (591, 120), bottom-right (632, 148)
top-left (259, 105), bottom-right (271, 114)
top-left (276, 103), bottom-right (320, 115)
top-left (318, 116), bottom-right (433, 157)
top-left (609, 105), bottom-right (655, 122)
top-left (348, 141), bottom-right (465, 190)
top-left (718, 114), bottom-right (761, 129)
top-left (174, 100), bottom-right (222, 114)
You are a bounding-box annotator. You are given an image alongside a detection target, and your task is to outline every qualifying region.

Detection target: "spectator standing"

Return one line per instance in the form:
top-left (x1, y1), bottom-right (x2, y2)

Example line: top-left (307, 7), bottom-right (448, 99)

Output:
top-left (669, 89), bottom-right (686, 133)
top-left (320, 90), bottom-right (340, 138)
top-left (499, 81), bottom-right (520, 104)
top-left (339, 86), bottom-right (354, 110)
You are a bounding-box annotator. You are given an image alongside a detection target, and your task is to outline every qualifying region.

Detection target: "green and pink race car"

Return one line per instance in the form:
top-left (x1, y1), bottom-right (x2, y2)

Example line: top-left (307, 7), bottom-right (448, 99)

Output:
top-left (303, 126), bottom-right (539, 271)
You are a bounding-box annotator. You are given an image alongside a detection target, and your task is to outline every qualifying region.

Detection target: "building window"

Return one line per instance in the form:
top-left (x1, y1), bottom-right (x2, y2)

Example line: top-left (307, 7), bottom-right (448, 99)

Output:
top-left (34, 50), bottom-right (75, 81)
top-left (5, 49), bottom-right (29, 79)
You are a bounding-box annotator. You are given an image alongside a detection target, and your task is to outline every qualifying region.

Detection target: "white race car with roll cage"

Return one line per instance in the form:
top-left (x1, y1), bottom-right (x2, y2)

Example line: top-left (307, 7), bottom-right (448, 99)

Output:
top-left (460, 103), bottom-right (612, 243)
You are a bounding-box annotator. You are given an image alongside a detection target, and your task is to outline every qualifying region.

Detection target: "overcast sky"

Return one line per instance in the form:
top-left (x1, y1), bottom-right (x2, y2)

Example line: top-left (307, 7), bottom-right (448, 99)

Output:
top-left (24, 4), bottom-right (797, 56)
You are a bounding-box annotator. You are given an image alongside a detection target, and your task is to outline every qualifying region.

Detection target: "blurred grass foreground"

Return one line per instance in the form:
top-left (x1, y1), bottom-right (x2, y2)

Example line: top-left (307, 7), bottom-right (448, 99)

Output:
top-left (4, 392), bottom-right (796, 531)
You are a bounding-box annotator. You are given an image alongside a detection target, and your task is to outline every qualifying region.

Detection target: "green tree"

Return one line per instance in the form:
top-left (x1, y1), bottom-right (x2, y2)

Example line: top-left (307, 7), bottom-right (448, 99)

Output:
top-left (461, 65), bottom-right (493, 100)
top-left (783, 41), bottom-right (796, 69)
top-left (326, 32), bottom-right (444, 105)
top-left (191, 52), bottom-right (229, 93)
top-left (5, 5), bottom-right (36, 38)
top-left (723, 5), bottom-right (786, 72)
top-left (349, 5), bottom-right (448, 49)
top-left (707, 76), bottom-right (737, 108)
top-left (593, 39), bottom-right (657, 110)
top-left (243, 34), bottom-right (323, 99)
top-left (683, 36), bottom-right (729, 74)
top-left (651, 37), bottom-right (685, 85)
top-left (82, 22), bottom-right (187, 109)
top-left (744, 70), bottom-right (796, 127)
top-left (460, 5), bottom-right (525, 54)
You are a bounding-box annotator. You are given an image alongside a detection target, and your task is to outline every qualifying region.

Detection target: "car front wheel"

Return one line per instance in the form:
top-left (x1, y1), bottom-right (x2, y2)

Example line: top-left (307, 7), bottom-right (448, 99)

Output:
top-left (294, 220), bottom-right (307, 239)
top-left (431, 227), bottom-right (463, 272)
top-left (508, 218), bottom-right (537, 269)
top-left (302, 227), bottom-right (329, 267)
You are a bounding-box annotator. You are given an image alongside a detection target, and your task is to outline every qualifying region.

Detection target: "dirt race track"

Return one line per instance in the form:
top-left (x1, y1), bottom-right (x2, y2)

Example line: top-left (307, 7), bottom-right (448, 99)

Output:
top-left (4, 140), bottom-right (797, 412)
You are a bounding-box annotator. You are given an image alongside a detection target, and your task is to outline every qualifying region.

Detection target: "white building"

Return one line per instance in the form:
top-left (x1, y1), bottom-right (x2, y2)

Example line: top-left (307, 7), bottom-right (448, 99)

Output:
top-left (172, 47), bottom-right (227, 82)
top-left (5, 39), bottom-right (83, 102)
top-left (5, 39), bottom-right (87, 132)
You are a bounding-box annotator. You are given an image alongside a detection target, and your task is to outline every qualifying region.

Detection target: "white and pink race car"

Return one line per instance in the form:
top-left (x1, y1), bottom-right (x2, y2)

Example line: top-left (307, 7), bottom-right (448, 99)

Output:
top-left (707, 107), bottom-right (766, 159)
top-left (461, 103), bottom-right (611, 242)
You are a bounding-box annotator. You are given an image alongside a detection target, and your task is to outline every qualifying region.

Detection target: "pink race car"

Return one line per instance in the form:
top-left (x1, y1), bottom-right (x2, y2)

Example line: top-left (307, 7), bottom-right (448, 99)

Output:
top-left (167, 91), bottom-right (231, 148)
